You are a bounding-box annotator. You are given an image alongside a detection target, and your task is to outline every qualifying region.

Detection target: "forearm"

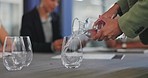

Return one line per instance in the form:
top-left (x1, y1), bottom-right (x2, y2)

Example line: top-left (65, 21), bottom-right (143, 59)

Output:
top-left (112, 3), bottom-right (120, 12)
top-left (0, 26), bottom-right (8, 45)
top-left (102, 3), bottom-right (120, 19)
top-left (118, 0), bottom-right (148, 38)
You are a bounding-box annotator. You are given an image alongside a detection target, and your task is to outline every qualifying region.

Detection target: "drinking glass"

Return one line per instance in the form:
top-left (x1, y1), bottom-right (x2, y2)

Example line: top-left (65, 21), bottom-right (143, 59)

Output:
top-left (61, 36), bottom-right (83, 68)
top-left (22, 36), bottom-right (33, 66)
top-left (3, 36), bottom-right (26, 71)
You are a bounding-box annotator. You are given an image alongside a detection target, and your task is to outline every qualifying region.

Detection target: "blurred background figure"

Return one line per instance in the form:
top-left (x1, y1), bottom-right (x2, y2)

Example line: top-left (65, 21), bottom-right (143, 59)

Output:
top-left (0, 21), bottom-right (8, 52)
top-left (105, 37), bottom-right (148, 49)
top-left (20, 0), bottom-right (63, 53)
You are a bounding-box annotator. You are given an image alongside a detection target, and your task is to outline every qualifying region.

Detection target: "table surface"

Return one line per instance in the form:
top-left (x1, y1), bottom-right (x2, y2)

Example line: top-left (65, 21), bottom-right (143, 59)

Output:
top-left (1, 52), bottom-right (148, 78)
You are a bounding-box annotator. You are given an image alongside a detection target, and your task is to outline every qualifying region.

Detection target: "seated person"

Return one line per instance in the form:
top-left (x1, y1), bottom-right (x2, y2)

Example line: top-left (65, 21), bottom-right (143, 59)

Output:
top-left (105, 36), bottom-right (148, 49)
top-left (20, 0), bottom-right (63, 52)
top-left (0, 22), bottom-right (8, 52)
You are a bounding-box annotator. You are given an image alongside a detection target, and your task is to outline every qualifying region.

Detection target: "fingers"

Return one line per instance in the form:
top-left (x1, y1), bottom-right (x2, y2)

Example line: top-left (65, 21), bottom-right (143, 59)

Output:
top-left (93, 15), bottom-right (101, 26)
top-left (93, 19), bottom-right (99, 26)
top-left (92, 30), bottom-right (102, 41)
top-left (53, 39), bottom-right (63, 52)
top-left (92, 13), bottom-right (119, 41)
top-left (93, 20), bottom-right (105, 30)
top-left (93, 15), bottom-right (106, 30)
top-left (99, 16), bottom-right (109, 23)
top-left (55, 46), bottom-right (62, 52)
top-left (94, 14), bottom-right (116, 27)
top-left (92, 29), bottom-right (116, 41)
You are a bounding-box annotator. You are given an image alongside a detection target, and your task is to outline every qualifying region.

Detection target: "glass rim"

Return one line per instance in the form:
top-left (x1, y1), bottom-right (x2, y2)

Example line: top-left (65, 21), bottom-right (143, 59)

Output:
top-left (5, 36), bottom-right (30, 38)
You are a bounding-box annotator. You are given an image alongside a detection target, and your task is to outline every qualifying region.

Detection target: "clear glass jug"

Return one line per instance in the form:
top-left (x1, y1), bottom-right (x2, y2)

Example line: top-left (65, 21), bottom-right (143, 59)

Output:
top-left (61, 18), bottom-right (96, 68)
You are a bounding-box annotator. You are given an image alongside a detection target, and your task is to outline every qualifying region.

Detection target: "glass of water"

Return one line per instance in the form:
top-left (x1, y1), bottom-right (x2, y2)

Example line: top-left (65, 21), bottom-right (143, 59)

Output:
top-left (61, 36), bottom-right (83, 68)
top-left (22, 36), bottom-right (33, 66)
top-left (3, 36), bottom-right (26, 71)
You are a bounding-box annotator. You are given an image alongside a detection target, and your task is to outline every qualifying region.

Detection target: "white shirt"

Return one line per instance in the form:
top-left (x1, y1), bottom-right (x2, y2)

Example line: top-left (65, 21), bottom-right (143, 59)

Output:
top-left (41, 15), bottom-right (53, 43)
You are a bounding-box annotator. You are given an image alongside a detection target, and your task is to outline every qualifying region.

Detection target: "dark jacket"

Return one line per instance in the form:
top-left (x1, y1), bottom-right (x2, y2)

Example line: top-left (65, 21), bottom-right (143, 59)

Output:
top-left (20, 8), bottom-right (62, 52)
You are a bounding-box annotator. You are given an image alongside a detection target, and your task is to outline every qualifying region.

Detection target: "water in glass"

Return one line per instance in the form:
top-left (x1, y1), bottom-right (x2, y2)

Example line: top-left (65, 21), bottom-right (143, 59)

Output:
top-left (3, 36), bottom-right (26, 71)
top-left (61, 36), bottom-right (83, 68)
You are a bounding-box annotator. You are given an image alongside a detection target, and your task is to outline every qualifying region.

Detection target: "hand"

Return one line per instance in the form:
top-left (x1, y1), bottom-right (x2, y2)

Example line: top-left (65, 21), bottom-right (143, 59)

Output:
top-left (93, 4), bottom-right (120, 28)
top-left (52, 39), bottom-right (63, 52)
top-left (92, 17), bottom-right (122, 41)
top-left (87, 29), bottom-right (98, 38)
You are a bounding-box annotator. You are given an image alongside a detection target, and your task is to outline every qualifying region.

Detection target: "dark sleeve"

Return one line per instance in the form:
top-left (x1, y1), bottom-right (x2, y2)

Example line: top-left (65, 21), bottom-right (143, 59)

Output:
top-left (20, 14), bottom-right (33, 37)
top-left (117, 6), bottom-right (123, 16)
top-left (52, 12), bottom-right (63, 41)
top-left (20, 13), bottom-right (54, 53)
top-left (139, 28), bottom-right (148, 45)
top-left (32, 42), bottom-right (53, 52)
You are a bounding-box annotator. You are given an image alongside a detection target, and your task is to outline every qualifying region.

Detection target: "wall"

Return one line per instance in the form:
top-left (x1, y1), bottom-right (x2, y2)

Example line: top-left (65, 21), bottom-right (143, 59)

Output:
top-left (0, 0), bottom-right (23, 36)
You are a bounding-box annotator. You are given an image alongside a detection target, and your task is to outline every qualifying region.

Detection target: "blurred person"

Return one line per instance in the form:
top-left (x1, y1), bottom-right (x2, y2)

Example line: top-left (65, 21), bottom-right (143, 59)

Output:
top-left (106, 37), bottom-right (148, 49)
top-left (0, 22), bottom-right (8, 52)
top-left (20, 0), bottom-right (63, 53)
top-left (93, 0), bottom-right (148, 45)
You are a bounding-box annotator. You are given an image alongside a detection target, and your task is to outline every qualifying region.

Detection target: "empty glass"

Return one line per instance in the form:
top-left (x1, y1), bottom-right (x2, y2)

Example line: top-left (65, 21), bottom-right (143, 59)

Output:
top-left (3, 36), bottom-right (26, 71)
top-left (22, 36), bottom-right (33, 66)
top-left (61, 36), bottom-right (83, 68)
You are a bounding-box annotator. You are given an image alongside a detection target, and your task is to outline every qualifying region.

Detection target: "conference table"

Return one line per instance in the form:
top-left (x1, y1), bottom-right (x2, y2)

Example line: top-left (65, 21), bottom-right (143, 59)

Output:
top-left (1, 48), bottom-right (148, 78)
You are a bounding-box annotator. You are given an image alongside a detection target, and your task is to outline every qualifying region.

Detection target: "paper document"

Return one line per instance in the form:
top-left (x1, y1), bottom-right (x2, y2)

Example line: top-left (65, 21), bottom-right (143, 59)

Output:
top-left (83, 47), bottom-right (116, 52)
top-left (117, 49), bottom-right (145, 53)
top-left (52, 54), bottom-right (124, 60)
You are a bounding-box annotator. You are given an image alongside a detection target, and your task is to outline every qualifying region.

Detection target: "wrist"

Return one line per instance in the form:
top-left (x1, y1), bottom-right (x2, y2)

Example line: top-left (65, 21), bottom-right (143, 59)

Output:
top-left (108, 3), bottom-right (120, 18)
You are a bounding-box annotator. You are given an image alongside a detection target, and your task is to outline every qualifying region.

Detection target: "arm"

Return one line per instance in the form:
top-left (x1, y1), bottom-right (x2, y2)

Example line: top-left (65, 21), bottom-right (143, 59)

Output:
top-left (0, 26), bottom-right (8, 45)
top-left (94, 0), bottom-right (137, 28)
top-left (117, 0), bottom-right (138, 15)
top-left (0, 25), bottom-right (8, 52)
top-left (93, 3), bottom-right (120, 26)
top-left (118, 0), bottom-right (148, 38)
